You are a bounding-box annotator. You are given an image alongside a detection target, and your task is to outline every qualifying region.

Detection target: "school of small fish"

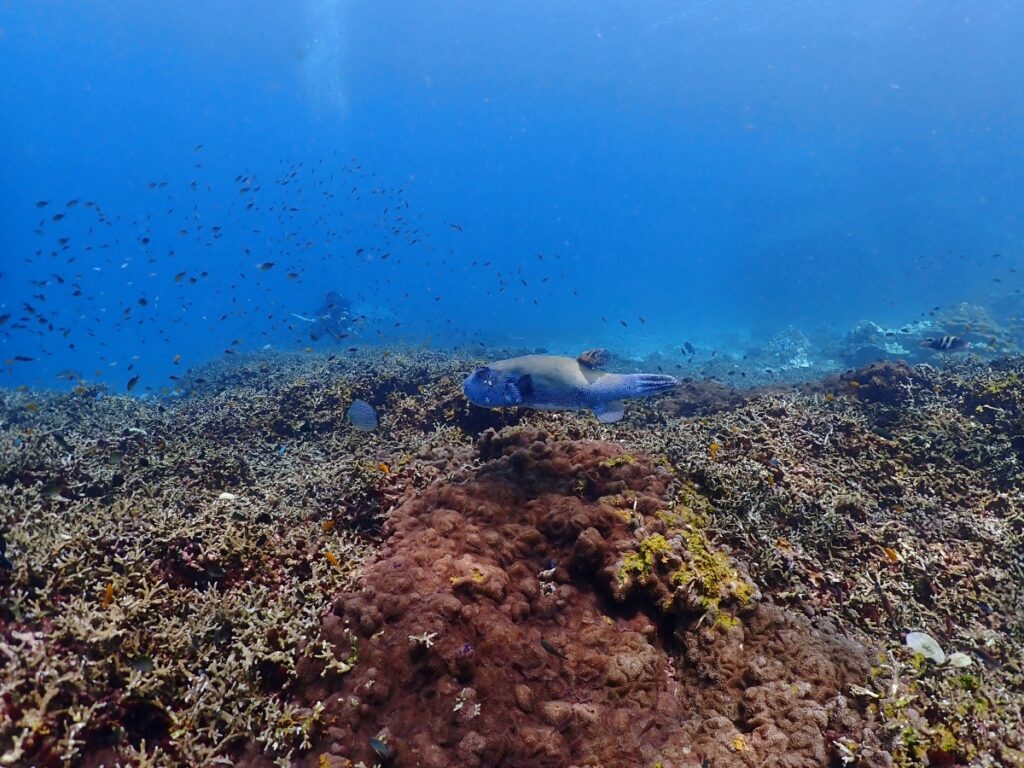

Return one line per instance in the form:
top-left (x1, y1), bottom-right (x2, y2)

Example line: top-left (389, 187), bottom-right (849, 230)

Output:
top-left (3, 155), bottom-right (540, 392)
top-left (3, 150), bottom-right (1020, 394)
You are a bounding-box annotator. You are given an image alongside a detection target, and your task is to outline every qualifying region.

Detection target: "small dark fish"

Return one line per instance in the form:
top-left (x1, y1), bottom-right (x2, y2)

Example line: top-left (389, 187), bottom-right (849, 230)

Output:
top-left (52, 213), bottom-right (65, 222)
top-left (0, 532), bottom-right (12, 571)
top-left (256, 261), bottom-right (275, 271)
top-left (35, 200), bottom-right (49, 208)
top-left (174, 271), bottom-right (187, 283)
top-left (126, 374), bottom-right (141, 391)
top-left (40, 479), bottom-right (64, 497)
top-left (683, 342), bottom-right (695, 355)
top-left (540, 638), bottom-right (567, 660)
top-left (129, 656), bottom-right (154, 673)
top-left (204, 562), bottom-right (226, 580)
top-left (13, 355), bottom-right (35, 362)
top-left (0, 314), bottom-right (10, 325)
top-left (368, 737), bottom-right (395, 761)
top-left (971, 644), bottom-right (1003, 669)
top-left (920, 335), bottom-right (967, 352)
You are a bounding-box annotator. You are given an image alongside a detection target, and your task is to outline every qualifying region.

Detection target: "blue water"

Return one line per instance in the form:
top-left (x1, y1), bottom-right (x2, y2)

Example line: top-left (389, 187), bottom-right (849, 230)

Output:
top-left (2, 1), bottom-right (1023, 392)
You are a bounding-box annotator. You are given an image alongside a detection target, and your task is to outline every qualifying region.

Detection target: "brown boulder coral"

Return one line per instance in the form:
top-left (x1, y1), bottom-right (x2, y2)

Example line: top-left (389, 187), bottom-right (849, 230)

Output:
top-left (299, 427), bottom-right (890, 768)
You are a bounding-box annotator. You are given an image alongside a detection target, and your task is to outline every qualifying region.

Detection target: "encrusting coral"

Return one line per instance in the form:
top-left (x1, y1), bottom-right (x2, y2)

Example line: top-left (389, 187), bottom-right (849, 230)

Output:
top-left (299, 427), bottom-right (889, 768)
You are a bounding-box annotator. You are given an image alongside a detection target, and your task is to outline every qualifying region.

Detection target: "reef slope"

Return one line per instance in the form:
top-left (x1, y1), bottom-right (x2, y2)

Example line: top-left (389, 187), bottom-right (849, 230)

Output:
top-left (1, 351), bottom-right (1021, 766)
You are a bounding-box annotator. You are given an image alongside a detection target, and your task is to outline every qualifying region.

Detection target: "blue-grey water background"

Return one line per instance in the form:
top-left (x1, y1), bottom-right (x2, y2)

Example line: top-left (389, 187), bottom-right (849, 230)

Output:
top-left (2, 1), bottom-right (1022, 392)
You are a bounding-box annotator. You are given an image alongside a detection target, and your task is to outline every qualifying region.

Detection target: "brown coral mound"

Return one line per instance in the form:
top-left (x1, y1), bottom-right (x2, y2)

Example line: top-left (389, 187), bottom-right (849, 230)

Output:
top-left (301, 428), bottom-right (888, 768)
top-left (808, 360), bottom-right (927, 405)
top-left (658, 378), bottom-right (754, 418)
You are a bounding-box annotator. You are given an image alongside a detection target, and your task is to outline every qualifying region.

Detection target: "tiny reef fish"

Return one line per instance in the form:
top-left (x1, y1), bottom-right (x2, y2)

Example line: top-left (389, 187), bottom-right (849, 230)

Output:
top-left (0, 532), bottom-right (12, 571)
top-left (323, 550), bottom-right (341, 568)
top-left (463, 351), bottom-right (679, 423)
top-left (920, 335), bottom-right (967, 351)
top-left (540, 637), bottom-right (567, 660)
top-left (368, 737), bottom-right (395, 761)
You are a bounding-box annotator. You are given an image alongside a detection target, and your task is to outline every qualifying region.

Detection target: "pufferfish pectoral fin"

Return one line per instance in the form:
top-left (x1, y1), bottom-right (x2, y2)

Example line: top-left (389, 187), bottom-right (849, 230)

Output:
top-left (515, 374), bottom-right (535, 399)
top-left (593, 400), bottom-right (625, 423)
top-left (504, 374), bottom-right (534, 405)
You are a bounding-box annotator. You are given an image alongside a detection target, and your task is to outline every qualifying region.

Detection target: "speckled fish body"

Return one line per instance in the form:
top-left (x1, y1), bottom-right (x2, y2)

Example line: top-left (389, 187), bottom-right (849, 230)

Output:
top-left (346, 399), bottom-right (378, 431)
top-left (463, 354), bottom-right (679, 423)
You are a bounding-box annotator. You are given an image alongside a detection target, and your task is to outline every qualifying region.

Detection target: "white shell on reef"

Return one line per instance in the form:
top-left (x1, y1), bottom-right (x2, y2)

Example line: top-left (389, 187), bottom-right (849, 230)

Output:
top-left (905, 631), bottom-right (945, 664)
top-left (218, 492), bottom-right (238, 501)
top-left (946, 652), bottom-right (973, 668)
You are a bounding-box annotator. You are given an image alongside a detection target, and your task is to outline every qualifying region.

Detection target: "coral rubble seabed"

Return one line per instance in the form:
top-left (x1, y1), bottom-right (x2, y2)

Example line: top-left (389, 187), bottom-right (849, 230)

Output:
top-left (1, 350), bottom-right (1022, 767)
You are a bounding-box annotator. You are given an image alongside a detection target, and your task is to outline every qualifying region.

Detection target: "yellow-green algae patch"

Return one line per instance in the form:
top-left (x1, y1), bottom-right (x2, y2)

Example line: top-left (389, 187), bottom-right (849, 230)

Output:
top-left (618, 533), bottom-right (675, 590)
top-left (614, 488), bottom-right (757, 622)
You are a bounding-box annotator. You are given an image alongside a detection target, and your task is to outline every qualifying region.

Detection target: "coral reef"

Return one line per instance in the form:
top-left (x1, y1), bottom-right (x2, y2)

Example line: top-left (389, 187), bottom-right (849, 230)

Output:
top-left (657, 378), bottom-right (756, 418)
top-left (938, 302), bottom-right (1019, 354)
top-left (301, 428), bottom-right (888, 768)
top-left (0, 384), bottom-right (375, 766)
top-left (2, 348), bottom-right (1023, 766)
top-left (624, 357), bottom-right (1024, 766)
top-left (763, 326), bottom-right (815, 370)
top-left (837, 306), bottom-right (1020, 369)
top-left (839, 321), bottom-right (919, 368)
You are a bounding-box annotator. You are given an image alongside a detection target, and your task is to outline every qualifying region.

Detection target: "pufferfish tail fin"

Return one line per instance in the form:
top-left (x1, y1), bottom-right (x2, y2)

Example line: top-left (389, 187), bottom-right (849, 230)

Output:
top-left (622, 373), bottom-right (680, 398)
top-left (593, 400), bottom-right (625, 423)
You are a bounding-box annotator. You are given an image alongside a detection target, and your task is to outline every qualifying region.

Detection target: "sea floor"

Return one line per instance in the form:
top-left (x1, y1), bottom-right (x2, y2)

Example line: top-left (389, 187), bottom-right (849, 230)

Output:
top-left (1, 349), bottom-right (1022, 767)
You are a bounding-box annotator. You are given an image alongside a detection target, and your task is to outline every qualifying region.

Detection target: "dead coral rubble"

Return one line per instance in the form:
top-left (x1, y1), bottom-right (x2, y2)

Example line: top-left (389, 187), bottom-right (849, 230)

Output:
top-left (302, 428), bottom-right (889, 768)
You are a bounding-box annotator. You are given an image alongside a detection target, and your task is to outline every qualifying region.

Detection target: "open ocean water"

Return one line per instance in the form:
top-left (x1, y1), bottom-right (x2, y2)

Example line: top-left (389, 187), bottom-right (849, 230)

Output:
top-left (2, 1), bottom-right (1023, 387)
top-left (2, 3), bottom-right (1024, 767)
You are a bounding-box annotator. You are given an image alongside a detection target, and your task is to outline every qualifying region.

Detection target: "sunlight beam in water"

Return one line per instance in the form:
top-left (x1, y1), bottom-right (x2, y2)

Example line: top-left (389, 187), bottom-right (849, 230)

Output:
top-left (303, 0), bottom-right (351, 117)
